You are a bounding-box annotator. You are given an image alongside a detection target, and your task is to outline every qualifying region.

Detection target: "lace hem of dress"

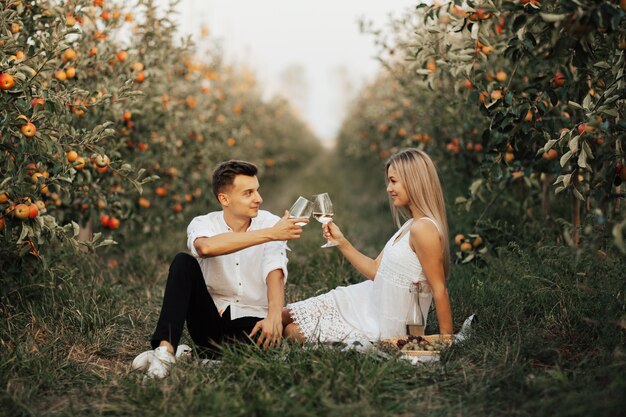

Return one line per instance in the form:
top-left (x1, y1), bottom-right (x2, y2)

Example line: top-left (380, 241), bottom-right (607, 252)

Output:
top-left (287, 293), bottom-right (369, 343)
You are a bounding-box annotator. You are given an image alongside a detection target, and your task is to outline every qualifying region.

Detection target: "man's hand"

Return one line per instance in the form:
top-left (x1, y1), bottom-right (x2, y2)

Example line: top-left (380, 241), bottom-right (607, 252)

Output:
top-left (249, 313), bottom-right (283, 349)
top-left (271, 210), bottom-right (307, 241)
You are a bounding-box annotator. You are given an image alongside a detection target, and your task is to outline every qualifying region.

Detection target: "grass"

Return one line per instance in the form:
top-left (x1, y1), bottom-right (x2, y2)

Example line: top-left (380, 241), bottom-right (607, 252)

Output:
top-left (1, 151), bottom-right (625, 416)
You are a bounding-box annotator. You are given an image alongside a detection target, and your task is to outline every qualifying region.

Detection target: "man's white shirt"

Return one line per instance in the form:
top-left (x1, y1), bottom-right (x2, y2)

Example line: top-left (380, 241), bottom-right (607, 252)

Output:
top-left (187, 210), bottom-right (288, 319)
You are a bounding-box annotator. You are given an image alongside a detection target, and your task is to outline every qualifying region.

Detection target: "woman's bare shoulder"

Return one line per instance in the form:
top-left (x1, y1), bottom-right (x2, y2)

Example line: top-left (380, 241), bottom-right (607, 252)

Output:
top-left (409, 218), bottom-right (441, 251)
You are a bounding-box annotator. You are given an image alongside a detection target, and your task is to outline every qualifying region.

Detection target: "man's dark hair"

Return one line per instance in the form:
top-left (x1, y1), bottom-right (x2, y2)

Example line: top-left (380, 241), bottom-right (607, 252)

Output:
top-left (212, 160), bottom-right (258, 198)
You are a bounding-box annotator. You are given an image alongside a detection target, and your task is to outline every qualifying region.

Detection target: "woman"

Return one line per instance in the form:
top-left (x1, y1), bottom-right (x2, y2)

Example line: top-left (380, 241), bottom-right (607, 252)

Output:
top-left (282, 148), bottom-right (453, 342)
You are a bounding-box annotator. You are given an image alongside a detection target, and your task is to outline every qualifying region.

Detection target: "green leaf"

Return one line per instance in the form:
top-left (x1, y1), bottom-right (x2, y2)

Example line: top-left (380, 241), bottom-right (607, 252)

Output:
top-left (562, 173), bottom-right (572, 187)
top-left (470, 22), bottom-right (479, 40)
top-left (41, 215), bottom-right (58, 229)
top-left (96, 239), bottom-right (118, 248)
top-left (17, 224), bottom-right (30, 244)
top-left (568, 101), bottom-right (584, 110)
top-left (512, 15), bottom-right (527, 33)
top-left (71, 221), bottom-right (80, 238)
top-left (462, 63), bottom-right (473, 76)
top-left (504, 92), bottom-right (513, 106)
top-left (568, 136), bottom-right (579, 153)
top-left (560, 150), bottom-right (573, 167)
top-left (562, 229), bottom-right (573, 247)
top-left (129, 179), bottom-right (143, 193)
top-left (544, 139), bottom-right (557, 152)
top-left (599, 107), bottom-right (618, 117)
top-left (539, 13), bottom-right (566, 22)
top-left (102, 128), bottom-right (117, 138)
top-left (605, 83), bottom-right (618, 97)
top-left (469, 179), bottom-right (483, 196)
top-left (553, 174), bottom-right (564, 185)
top-left (18, 65), bottom-right (37, 76)
top-left (593, 61), bottom-right (611, 69)
top-left (582, 141), bottom-right (594, 159)
top-left (578, 148), bottom-right (587, 169)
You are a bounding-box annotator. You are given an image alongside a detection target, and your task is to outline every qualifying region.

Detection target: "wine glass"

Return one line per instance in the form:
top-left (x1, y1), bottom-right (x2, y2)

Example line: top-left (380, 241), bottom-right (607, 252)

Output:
top-left (312, 193), bottom-right (338, 248)
top-left (288, 196), bottom-right (313, 226)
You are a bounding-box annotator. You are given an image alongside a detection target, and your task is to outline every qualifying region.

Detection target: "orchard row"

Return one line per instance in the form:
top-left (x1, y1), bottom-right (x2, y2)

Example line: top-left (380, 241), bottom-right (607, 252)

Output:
top-left (0, 0), bottom-right (320, 272)
top-left (337, 0), bottom-right (625, 256)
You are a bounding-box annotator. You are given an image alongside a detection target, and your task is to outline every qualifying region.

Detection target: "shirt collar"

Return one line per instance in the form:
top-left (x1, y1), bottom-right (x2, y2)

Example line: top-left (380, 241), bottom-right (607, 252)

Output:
top-left (220, 210), bottom-right (257, 232)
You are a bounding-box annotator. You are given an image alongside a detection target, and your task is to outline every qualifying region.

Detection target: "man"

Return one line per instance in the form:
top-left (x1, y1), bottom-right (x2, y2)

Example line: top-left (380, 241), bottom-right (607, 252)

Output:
top-left (132, 160), bottom-right (306, 378)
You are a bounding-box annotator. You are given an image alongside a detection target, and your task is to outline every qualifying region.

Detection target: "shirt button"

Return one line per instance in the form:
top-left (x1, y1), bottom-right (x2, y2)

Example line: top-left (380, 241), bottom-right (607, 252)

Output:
top-left (238, 283), bottom-right (242, 286)
top-left (236, 262), bottom-right (239, 266)
top-left (236, 299), bottom-right (239, 302)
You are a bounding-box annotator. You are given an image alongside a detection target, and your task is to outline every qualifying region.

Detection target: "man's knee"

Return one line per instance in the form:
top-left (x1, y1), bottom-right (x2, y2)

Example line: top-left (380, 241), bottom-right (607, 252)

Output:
top-left (170, 252), bottom-right (199, 272)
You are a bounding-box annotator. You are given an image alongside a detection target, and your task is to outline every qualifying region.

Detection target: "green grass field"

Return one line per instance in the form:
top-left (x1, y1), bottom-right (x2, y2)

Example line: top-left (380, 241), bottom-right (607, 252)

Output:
top-left (1, 152), bottom-right (624, 416)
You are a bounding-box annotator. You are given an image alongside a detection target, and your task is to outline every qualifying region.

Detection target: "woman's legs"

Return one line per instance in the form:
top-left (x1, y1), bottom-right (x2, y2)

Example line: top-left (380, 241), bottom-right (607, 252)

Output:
top-left (281, 307), bottom-right (293, 325)
top-left (284, 323), bottom-right (305, 342)
top-left (281, 307), bottom-right (305, 342)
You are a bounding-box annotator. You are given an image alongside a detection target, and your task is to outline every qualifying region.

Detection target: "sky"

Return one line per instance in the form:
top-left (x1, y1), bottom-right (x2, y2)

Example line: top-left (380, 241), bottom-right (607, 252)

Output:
top-left (158, 0), bottom-right (418, 144)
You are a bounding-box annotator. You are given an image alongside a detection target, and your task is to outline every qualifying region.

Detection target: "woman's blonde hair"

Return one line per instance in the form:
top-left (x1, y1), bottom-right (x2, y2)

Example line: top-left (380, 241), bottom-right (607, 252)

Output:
top-left (385, 148), bottom-right (450, 278)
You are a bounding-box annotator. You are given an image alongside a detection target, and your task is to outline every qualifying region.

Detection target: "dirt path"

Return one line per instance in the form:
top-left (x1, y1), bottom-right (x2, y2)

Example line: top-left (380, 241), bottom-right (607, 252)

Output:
top-left (261, 149), bottom-right (338, 216)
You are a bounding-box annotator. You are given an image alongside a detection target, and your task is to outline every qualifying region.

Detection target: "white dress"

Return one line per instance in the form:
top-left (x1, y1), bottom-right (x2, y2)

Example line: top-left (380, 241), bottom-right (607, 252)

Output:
top-left (287, 218), bottom-right (436, 342)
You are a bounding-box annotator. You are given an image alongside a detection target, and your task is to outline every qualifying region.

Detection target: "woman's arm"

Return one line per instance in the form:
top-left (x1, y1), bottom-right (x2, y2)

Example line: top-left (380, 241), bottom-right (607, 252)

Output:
top-left (409, 220), bottom-right (453, 335)
top-left (323, 221), bottom-right (383, 280)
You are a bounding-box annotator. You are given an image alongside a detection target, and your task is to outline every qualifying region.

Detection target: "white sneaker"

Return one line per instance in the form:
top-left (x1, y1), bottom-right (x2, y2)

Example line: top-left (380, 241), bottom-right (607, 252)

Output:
top-left (132, 345), bottom-right (190, 376)
top-left (175, 344), bottom-right (192, 358)
top-left (146, 346), bottom-right (176, 379)
top-left (131, 350), bottom-right (154, 372)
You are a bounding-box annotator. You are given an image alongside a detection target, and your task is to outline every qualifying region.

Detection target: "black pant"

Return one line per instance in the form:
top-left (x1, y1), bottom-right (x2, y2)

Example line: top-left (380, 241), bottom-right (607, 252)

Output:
top-left (150, 252), bottom-right (261, 358)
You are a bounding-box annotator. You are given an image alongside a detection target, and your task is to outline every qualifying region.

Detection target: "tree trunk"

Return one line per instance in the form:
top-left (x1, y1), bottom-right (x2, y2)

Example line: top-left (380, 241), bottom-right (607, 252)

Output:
top-left (542, 173), bottom-right (553, 221)
top-left (572, 174), bottom-right (580, 246)
top-left (78, 218), bottom-right (93, 243)
top-left (615, 139), bottom-right (623, 217)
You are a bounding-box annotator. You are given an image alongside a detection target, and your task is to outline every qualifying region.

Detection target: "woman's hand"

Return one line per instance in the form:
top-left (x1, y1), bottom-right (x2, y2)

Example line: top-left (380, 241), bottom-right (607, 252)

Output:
top-left (323, 221), bottom-right (346, 247)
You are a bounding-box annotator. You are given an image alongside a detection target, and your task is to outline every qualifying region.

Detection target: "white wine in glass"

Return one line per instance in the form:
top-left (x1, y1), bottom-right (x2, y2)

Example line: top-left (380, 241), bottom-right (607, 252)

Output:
top-left (312, 193), bottom-right (338, 248)
top-left (288, 196), bottom-right (313, 226)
